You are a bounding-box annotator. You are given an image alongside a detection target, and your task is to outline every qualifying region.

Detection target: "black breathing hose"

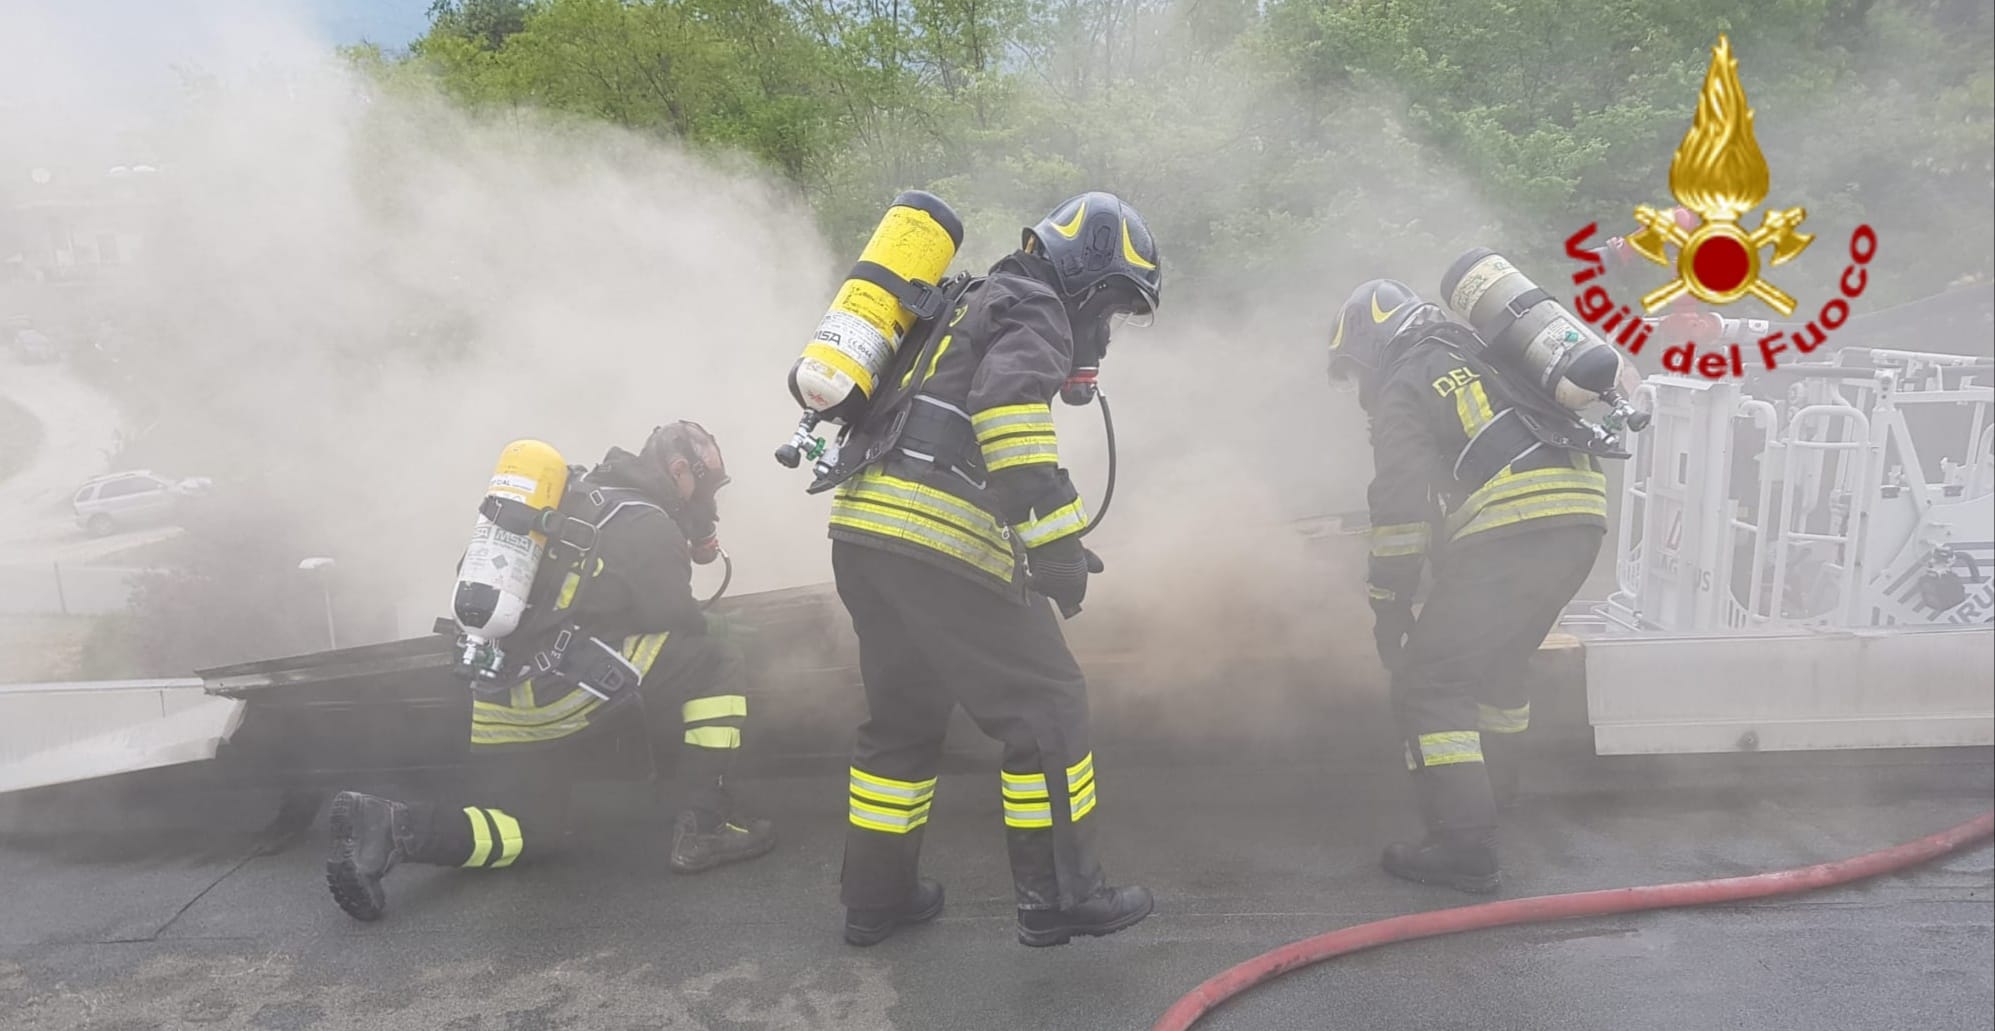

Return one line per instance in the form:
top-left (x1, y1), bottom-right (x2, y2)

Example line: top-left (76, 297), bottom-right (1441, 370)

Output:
top-left (1079, 391), bottom-right (1116, 539)
top-left (701, 550), bottom-right (734, 610)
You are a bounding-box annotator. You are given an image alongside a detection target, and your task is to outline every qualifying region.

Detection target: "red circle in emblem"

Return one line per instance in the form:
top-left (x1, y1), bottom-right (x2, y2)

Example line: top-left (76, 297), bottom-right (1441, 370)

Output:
top-left (1691, 234), bottom-right (1752, 294)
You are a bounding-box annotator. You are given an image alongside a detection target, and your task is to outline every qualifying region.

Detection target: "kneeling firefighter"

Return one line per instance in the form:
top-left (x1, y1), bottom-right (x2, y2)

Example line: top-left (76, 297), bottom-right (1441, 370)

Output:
top-left (324, 422), bottom-right (776, 922)
top-left (1327, 280), bottom-right (1610, 894)
top-left (811, 191), bottom-right (1162, 947)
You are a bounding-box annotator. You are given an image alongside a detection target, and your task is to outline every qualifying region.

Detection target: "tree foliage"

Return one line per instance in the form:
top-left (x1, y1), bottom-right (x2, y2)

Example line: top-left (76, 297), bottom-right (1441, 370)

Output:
top-left (364, 0), bottom-right (1992, 304)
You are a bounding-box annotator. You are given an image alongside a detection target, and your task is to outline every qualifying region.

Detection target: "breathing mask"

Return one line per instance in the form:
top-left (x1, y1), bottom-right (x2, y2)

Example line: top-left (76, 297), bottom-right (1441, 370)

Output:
top-left (1063, 282), bottom-right (1152, 406)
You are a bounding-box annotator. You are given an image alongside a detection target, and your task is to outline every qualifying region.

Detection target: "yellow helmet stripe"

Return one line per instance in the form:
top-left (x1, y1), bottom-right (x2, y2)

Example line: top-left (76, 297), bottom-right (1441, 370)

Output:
top-left (1121, 220), bottom-right (1157, 271)
top-left (1052, 201), bottom-right (1088, 238)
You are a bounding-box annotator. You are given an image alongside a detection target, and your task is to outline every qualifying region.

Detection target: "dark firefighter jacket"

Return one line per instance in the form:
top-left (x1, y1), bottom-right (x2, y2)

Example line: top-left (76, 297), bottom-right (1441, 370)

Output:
top-left (1364, 328), bottom-right (1609, 612)
top-left (470, 448), bottom-right (705, 748)
top-left (827, 251), bottom-right (1089, 601)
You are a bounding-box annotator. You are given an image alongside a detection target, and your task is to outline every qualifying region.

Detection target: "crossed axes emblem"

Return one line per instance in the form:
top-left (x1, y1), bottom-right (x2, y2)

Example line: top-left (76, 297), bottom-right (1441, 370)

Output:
top-left (1624, 204), bottom-right (1814, 316)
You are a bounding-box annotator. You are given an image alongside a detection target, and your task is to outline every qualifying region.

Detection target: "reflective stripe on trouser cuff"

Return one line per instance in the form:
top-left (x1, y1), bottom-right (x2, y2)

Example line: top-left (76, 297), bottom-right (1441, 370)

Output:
top-left (1417, 730), bottom-right (1484, 766)
top-left (1002, 754), bottom-right (1098, 828)
top-left (983, 435), bottom-right (1060, 472)
top-left (462, 807), bottom-right (524, 869)
top-left (685, 726), bottom-right (741, 749)
top-left (1014, 497), bottom-right (1088, 548)
top-left (971, 403), bottom-right (1054, 441)
top-left (1478, 703), bottom-right (1530, 734)
top-left (682, 694), bottom-right (747, 723)
top-left (1369, 522), bottom-right (1431, 559)
top-left (1066, 752), bottom-right (1097, 822)
top-left (849, 768), bottom-right (937, 834)
top-left (1001, 767), bottom-right (1052, 828)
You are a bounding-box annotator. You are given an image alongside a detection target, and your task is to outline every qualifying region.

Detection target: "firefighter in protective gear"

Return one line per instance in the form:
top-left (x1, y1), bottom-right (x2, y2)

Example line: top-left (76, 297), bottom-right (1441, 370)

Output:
top-left (1328, 279), bottom-right (1607, 894)
top-left (827, 191), bottom-right (1161, 948)
top-left (324, 422), bottom-right (776, 922)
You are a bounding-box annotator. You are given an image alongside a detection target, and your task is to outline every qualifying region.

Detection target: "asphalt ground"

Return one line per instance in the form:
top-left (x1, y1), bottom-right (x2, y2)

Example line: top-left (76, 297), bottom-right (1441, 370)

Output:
top-left (1, 749), bottom-right (1990, 1031)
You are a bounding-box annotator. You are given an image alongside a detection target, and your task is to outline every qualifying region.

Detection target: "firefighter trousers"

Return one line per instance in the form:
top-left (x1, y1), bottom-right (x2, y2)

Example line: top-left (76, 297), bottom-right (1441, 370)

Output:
top-left (403, 634), bottom-right (750, 870)
top-left (832, 541), bottom-right (1108, 913)
top-left (1394, 524), bottom-right (1603, 837)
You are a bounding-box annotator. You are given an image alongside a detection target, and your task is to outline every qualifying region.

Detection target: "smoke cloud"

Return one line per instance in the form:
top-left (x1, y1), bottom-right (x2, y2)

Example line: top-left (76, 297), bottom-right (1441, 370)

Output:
top-left (0, 0), bottom-right (1518, 733)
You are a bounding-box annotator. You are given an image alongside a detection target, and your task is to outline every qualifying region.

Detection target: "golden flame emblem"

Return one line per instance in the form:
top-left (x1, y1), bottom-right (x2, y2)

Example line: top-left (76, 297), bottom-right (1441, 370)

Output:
top-left (1624, 36), bottom-right (1813, 316)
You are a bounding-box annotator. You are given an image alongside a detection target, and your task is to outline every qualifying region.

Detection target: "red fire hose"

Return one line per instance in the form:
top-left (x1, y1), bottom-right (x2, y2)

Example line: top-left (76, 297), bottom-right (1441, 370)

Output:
top-left (1154, 810), bottom-right (1995, 1031)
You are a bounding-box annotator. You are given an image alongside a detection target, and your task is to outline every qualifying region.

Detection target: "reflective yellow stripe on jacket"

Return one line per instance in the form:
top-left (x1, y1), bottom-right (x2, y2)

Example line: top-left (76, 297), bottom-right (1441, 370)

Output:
top-left (972, 402), bottom-right (1060, 473)
top-left (830, 467), bottom-right (1016, 582)
top-left (469, 631), bottom-right (669, 747)
top-left (1014, 496), bottom-right (1087, 548)
top-left (1369, 521), bottom-right (1431, 559)
top-left (1445, 454), bottom-right (1607, 543)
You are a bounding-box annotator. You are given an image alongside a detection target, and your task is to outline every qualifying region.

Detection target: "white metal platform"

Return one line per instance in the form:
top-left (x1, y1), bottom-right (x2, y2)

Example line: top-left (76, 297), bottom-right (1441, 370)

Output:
top-left (1576, 343), bottom-right (1993, 755)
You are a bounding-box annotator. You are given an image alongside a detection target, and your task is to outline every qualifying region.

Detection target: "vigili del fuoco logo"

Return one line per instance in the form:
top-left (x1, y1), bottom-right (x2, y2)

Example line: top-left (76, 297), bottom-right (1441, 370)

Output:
top-left (1564, 35), bottom-right (1879, 380)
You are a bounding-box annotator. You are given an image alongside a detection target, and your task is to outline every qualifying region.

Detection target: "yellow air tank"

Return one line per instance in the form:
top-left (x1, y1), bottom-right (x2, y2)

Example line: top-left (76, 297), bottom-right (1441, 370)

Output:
top-left (788, 190), bottom-right (964, 425)
top-left (452, 439), bottom-right (570, 654)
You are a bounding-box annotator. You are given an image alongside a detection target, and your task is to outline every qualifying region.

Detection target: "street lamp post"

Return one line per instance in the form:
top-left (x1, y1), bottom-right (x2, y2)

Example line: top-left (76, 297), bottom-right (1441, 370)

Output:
top-left (299, 557), bottom-right (337, 649)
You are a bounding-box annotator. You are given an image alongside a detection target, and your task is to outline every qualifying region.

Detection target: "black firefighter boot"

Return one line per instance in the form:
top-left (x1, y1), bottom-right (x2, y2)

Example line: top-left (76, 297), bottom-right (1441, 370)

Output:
top-left (669, 809), bottom-right (778, 873)
top-left (1017, 884), bottom-right (1155, 947)
top-left (324, 791), bottom-right (422, 921)
top-left (844, 877), bottom-right (947, 947)
top-left (669, 756), bottom-right (777, 873)
top-left (668, 773), bottom-right (776, 874)
top-left (1381, 764), bottom-right (1501, 895)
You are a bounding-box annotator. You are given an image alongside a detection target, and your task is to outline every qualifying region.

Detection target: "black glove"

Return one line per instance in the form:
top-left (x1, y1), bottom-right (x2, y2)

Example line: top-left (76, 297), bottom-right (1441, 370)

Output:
top-left (1370, 598), bottom-right (1415, 672)
top-left (1025, 537), bottom-right (1104, 617)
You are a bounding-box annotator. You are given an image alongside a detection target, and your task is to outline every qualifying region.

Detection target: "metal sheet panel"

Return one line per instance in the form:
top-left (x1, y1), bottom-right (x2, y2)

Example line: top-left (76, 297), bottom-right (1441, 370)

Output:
top-left (1583, 625), bottom-right (1995, 754)
top-left (0, 679), bottom-right (245, 793)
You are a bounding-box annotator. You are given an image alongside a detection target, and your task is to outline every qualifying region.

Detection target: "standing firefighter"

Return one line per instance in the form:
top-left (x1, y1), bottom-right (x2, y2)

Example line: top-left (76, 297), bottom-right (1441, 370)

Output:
top-left (1327, 280), bottom-right (1608, 894)
top-left (323, 422), bottom-right (777, 922)
top-left (822, 192), bottom-right (1162, 947)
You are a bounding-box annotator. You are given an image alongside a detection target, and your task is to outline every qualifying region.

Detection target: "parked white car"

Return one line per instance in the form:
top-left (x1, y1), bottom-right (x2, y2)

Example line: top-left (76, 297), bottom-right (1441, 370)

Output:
top-left (71, 470), bottom-right (213, 536)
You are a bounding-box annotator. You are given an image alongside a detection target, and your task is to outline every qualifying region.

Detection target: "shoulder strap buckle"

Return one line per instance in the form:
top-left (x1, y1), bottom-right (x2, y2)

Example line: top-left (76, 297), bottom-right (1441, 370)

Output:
top-left (850, 260), bottom-right (949, 322)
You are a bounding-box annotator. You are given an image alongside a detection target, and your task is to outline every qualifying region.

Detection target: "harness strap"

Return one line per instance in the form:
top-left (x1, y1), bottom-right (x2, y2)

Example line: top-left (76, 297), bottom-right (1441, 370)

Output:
top-left (1487, 287), bottom-right (1551, 346)
top-left (893, 395), bottom-right (987, 489)
top-left (806, 273), bottom-right (982, 496)
top-left (478, 494), bottom-right (601, 554)
top-left (849, 260), bottom-right (950, 322)
top-left (1453, 408), bottom-right (1543, 488)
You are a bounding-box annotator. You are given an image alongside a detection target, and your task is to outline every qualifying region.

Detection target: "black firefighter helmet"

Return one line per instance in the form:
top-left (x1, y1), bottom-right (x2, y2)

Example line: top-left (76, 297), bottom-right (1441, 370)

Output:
top-left (1023, 191), bottom-right (1163, 331)
top-left (1327, 278), bottom-right (1444, 392)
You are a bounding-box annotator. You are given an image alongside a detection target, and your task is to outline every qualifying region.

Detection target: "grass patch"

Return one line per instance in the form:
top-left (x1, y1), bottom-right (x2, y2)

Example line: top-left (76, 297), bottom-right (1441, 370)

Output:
top-left (0, 392), bottom-right (43, 485)
top-left (0, 615), bottom-right (103, 683)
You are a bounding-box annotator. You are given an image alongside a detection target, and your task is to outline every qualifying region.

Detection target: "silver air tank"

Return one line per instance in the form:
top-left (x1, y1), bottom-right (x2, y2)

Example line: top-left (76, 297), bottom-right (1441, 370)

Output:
top-left (1440, 247), bottom-right (1646, 430)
